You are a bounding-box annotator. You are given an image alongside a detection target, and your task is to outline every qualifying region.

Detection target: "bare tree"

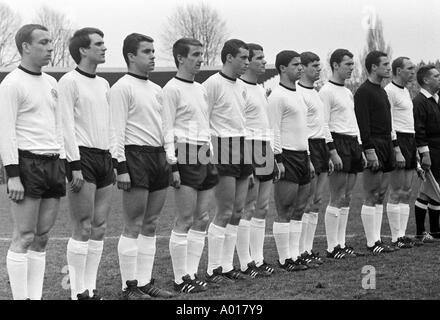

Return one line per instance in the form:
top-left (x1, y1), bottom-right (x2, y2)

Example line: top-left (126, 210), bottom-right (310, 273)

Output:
top-left (357, 15), bottom-right (393, 87)
top-left (161, 3), bottom-right (228, 66)
top-left (0, 3), bottom-right (22, 67)
top-left (35, 6), bottom-right (74, 67)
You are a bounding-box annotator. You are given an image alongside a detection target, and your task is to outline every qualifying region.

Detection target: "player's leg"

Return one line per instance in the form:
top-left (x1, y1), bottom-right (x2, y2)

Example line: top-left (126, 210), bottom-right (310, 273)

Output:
top-left (222, 176), bottom-right (249, 278)
top-left (206, 176), bottom-right (235, 277)
top-left (170, 185), bottom-right (197, 287)
top-left (118, 187), bottom-right (149, 299)
top-left (388, 169), bottom-right (405, 245)
top-left (375, 172), bottom-right (390, 243)
top-left (361, 170), bottom-right (384, 252)
top-left (250, 179), bottom-right (273, 273)
top-left (25, 198), bottom-right (60, 300)
top-left (273, 181), bottom-right (297, 267)
top-left (66, 182), bottom-right (96, 299)
top-left (301, 175), bottom-right (317, 256)
top-left (326, 172), bottom-right (346, 257)
top-left (236, 177), bottom-right (258, 273)
top-left (7, 198), bottom-right (40, 300)
top-left (398, 170), bottom-right (415, 245)
top-left (83, 184), bottom-right (113, 299)
top-left (292, 182), bottom-right (314, 267)
top-left (137, 187), bottom-right (174, 297)
top-left (305, 172), bottom-right (327, 261)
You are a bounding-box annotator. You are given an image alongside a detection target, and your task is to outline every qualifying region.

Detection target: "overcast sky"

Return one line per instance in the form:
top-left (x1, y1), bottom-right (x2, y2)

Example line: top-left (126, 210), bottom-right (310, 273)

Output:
top-left (2, 0), bottom-right (440, 68)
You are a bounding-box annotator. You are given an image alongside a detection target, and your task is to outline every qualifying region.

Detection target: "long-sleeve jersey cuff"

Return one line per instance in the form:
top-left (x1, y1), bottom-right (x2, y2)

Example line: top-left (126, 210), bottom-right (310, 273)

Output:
top-left (117, 161), bottom-right (128, 175)
top-left (5, 164), bottom-right (20, 178)
top-left (171, 164), bottom-right (179, 172)
top-left (275, 154), bottom-right (283, 163)
top-left (362, 143), bottom-right (374, 151)
top-left (418, 146), bottom-right (429, 154)
top-left (68, 160), bottom-right (81, 171)
top-left (392, 139), bottom-right (398, 148)
top-left (112, 158), bottom-right (118, 170)
top-left (326, 142), bottom-right (336, 151)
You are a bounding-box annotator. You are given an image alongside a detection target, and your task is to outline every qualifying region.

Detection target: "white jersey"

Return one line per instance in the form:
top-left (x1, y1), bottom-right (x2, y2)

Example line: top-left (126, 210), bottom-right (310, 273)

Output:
top-left (268, 83), bottom-right (309, 154)
top-left (110, 73), bottom-right (174, 164)
top-left (162, 76), bottom-right (210, 146)
top-left (0, 67), bottom-right (64, 170)
top-left (319, 80), bottom-right (361, 144)
top-left (239, 78), bottom-right (272, 142)
top-left (203, 72), bottom-right (247, 137)
top-left (384, 81), bottom-right (415, 141)
top-left (58, 68), bottom-right (116, 164)
top-left (296, 82), bottom-right (332, 142)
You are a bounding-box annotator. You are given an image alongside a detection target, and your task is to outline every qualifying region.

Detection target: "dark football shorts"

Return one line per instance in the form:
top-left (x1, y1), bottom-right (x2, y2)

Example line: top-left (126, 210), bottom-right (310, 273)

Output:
top-left (369, 135), bottom-right (396, 173)
top-left (280, 149), bottom-right (311, 185)
top-left (247, 139), bottom-right (275, 182)
top-left (331, 132), bottom-right (364, 174)
top-left (211, 136), bottom-right (254, 179)
top-left (175, 143), bottom-right (218, 191)
top-left (66, 146), bottom-right (115, 189)
top-left (125, 145), bottom-right (171, 192)
top-left (396, 132), bottom-right (417, 170)
top-left (13, 149), bottom-right (66, 199)
top-left (308, 138), bottom-right (329, 175)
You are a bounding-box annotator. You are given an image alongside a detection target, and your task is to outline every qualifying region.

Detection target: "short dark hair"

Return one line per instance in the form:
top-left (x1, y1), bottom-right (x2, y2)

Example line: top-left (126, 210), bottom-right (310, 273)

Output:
top-left (392, 56), bottom-right (410, 76)
top-left (417, 64), bottom-right (437, 87)
top-left (69, 27), bottom-right (104, 64)
top-left (275, 50), bottom-right (300, 74)
top-left (247, 43), bottom-right (263, 61)
top-left (220, 39), bottom-right (248, 64)
top-left (329, 49), bottom-right (353, 71)
top-left (123, 33), bottom-right (154, 66)
top-left (300, 51), bottom-right (320, 67)
top-left (15, 24), bottom-right (48, 55)
top-left (172, 38), bottom-right (203, 67)
top-left (365, 50), bottom-right (388, 73)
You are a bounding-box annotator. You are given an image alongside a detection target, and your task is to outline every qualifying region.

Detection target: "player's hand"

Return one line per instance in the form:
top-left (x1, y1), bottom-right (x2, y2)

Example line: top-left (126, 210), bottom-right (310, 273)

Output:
top-left (117, 173), bottom-right (131, 191)
top-left (328, 159), bottom-right (334, 175)
top-left (248, 174), bottom-right (255, 189)
top-left (7, 176), bottom-right (25, 202)
top-left (172, 171), bottom-right (181, 189)
top-left (361, 152), bottom-right (368, 169)
top-left (421, 152), bottom-right (431, 172)
top-left (394, 147), bottom-right (406, 169)
top-left (70, 170), bottom-right (84, 193)
top-left (416, 161), bottom-right (426, 181)
top-left (329, 150), bottom-right (343, 171)
top-left (309, 159), bottom-right (315, 180)
top-left (365, 149), bottom-right (379, 171)
top-left (273, 160), bottom-right (281, 183)
top-left (277, 162), bottom-right (285, 180)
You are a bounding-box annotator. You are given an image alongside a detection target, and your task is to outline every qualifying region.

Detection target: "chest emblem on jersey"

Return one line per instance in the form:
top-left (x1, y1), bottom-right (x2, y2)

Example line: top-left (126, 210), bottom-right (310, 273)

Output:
top-left (51, 88), bottom-right (58, 100)
top-left (242, 91), bottom-right (246, 100)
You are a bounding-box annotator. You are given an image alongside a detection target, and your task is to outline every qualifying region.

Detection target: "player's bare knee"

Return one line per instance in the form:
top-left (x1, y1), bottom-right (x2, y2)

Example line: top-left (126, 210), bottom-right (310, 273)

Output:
top-left (31, 233), bottom-right (49, 251)
top-left (91, 221), bottom-right (107, 240)
top-left (193, 212), bottom-right (209, 231)
top-left (254, 203), bottom-right (269, 219)
top-left (15, 232), bottom-right (35, 250)
top-left (400, 189), bottom-right (411, 203)
top-left (389, 190), bottom-right (401, 203)
top-left (177, 214), bottom-right (194, 232)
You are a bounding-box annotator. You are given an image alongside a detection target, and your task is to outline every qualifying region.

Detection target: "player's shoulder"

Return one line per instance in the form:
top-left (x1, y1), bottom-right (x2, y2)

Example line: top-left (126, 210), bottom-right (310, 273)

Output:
top-left (95, 74), bottom-right (110, 87)
top-left (58, 69), bottom-right (77, 84)
top-left (0, 68), bottom-right (21, 86)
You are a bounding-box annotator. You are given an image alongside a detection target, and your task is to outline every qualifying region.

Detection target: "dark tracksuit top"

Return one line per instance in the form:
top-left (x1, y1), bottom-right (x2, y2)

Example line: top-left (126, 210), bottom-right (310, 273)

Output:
top-left (354, 79), bottom-right (395, 151)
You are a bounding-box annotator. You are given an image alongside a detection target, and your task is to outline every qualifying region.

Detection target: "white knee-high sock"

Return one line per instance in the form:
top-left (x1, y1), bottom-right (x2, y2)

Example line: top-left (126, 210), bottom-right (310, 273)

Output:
top-left (298, 214), bottom-right (309, 255)
top-left (325, 205), bottom-right (340, 252)
top-left (337, 207), bottom-right (349, 248)
top-left (136, 235), bottom-right (156, 286)
top-left (387, 203), bottom-right (401, 242)
top-left (27, 250), bottom-right (46, 300)
top-left (84, 240), bottom-right (104, 295)
top-left (305, 212), bottom-right (318, 252)
top-left (187, 229), bottom-right (206, 278)
top-left (399, 203), bottom-right (410, 238)
top-left (66, 238), bottom-right (88, 299)
top-left (289, 220), bottom-right (303, 261)
top-left (236, 219), bottom-right (252, 271)
top-left (375, 204), bottom-right (384, 242)
top-left (250, 217), bottom-right (266, 266)
top-left (361, 205), bottom-right (377, 247)
top-left (207, 223), bottom-right (226, 276)
top-left (221, 224), bottom-right (238, 273)
top-left (273, 222), bottom-right (290, 264)
top-left (7, 250), bottom-right (28, 300)
top-left (169, 231), bottom-right (188, 284)
top-left (117, 236), bottom-right (138, 290)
